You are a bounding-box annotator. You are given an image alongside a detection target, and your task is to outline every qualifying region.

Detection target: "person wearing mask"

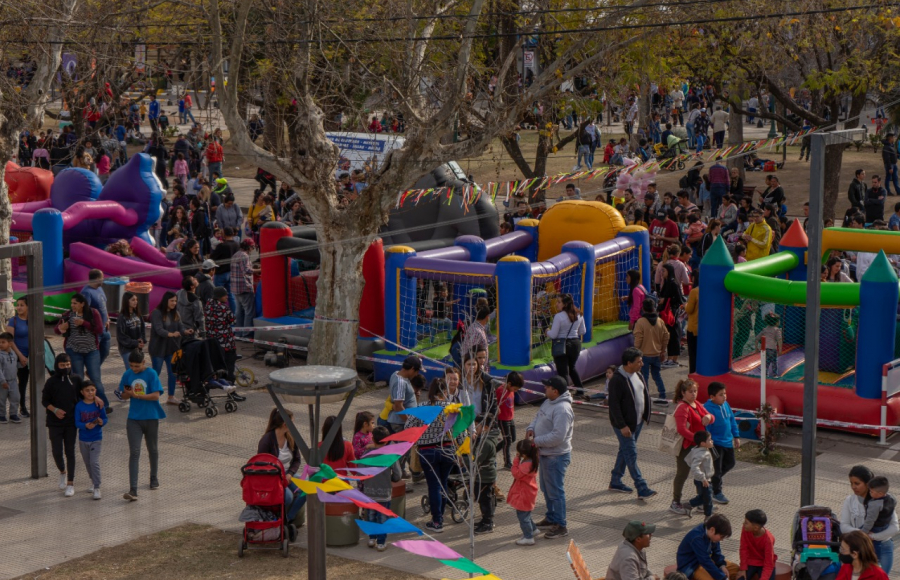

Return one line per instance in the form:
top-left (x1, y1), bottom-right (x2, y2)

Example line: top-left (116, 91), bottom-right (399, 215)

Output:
top-left (607, 347), bottom-right (657, 500)
top-left (210, 227), bottom-right (240, 312)
top-left (836, 531), bottom-right (890, 580)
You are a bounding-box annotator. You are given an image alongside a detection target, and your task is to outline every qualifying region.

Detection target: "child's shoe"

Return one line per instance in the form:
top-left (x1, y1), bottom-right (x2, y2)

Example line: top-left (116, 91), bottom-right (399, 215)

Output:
top-left (368, 539), bottom-right (377, 548)
top-left (114, 389), bottom-right (123, 401)
top-left (376, 543), bottom-right (386, 552)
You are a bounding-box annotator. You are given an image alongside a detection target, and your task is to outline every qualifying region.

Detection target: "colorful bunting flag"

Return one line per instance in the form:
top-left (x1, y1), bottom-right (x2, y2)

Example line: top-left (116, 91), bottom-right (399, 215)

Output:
top-left (364, 441), bottom-right (414, 457)
top-left (393, 539), bottom-right (463, 560)
top-left (438, 557), bottom-right (491, 574)
top-left (401, 405), bottom-right (445, 424)
top-left (292, 476), bottom-right (353, 494)
top-left (382, 425), bottom-right (428, 443)
top-left (355, 517), bottom-right (423, 536)
top-left (450, 405), bottom-right (475, 438)
top-left (456, 436), bottom-right (471, 457)
top-left (352, 453), bottom-right (404, 467)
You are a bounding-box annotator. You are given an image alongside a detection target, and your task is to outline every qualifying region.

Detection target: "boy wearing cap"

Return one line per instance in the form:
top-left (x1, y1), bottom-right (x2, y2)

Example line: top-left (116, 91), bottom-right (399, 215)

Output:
top-left (387, 355), bottom-right (421, 434)
top-left (606, 520), bottom-right (659, 580)
top-left (526, 375), bottom-right (574, 539)
top-left (196, 260), bottom-right (217, 306)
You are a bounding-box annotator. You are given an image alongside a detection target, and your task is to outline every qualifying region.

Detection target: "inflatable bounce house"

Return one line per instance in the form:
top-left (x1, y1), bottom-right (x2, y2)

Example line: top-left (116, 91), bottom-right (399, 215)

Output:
top-left (693, 221), bottom-right (900, 433)
top-left (256, 191), bottom-right (501, 364)
top-left (371, 200), bottom-right (650, 398)
top-left (9, 154), bottom-right (168, 312)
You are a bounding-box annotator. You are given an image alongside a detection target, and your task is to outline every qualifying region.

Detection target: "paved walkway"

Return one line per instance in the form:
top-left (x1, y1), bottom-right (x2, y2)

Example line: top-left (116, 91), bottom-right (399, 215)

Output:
top-left (2, 332), bottom-right (900, 579)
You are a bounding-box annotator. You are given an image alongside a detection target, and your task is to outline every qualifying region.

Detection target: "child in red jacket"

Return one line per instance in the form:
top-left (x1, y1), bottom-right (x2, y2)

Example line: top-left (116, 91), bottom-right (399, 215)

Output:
top-left (738, 509), bottom-right (776, 580)
top-left (508, 439), bottom-right (539, 546)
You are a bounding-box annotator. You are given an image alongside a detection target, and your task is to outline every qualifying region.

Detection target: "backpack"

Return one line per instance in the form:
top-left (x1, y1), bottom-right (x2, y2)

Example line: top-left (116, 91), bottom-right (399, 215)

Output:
top-left (638, 285), bottom-right (659, 311)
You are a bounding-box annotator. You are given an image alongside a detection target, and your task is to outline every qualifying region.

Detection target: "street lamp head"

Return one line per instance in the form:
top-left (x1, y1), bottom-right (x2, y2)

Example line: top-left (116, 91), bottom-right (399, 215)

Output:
top-left (269, 365), bottom-right (358, 404)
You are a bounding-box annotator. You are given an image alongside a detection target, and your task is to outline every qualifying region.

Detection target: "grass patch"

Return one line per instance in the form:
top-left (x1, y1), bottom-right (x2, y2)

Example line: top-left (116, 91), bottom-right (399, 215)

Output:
top-left (735, 442), bottom-right (802, 468)
top-left (13, 523), bottom-right (429, 580)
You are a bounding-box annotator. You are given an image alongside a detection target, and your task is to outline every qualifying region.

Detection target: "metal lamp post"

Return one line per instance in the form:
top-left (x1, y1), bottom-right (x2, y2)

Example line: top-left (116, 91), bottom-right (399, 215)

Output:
top-left (268, 366), bottom-right (358, 579)
top-left (801, 129), bottom-right (865, 506)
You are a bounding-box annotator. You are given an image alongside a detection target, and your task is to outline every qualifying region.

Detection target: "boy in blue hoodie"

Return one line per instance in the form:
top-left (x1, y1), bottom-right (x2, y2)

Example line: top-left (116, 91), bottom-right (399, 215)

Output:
top-left (676, 514), bottom-right (740, 580)
top-left (75, 380), bottom-right (107, 500)
top-left (703, 382), bottom-right (741, 505)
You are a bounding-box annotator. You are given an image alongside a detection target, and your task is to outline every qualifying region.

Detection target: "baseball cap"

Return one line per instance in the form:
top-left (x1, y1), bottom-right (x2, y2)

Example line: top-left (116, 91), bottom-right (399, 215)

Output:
top-left (656, 210), bottom-right (666, 219)
top-left (201, 259), bottom-right (217, 271)
top-left (542, 375), bottom-right (568, 393)
top-left (216, 177), bottom-right (228, 185)
top-left (402, 355), bottom-right (422, 371)
top-left (623, 520), bottom-right (656, 542)
top-left (700, 107), bottom-right (707, 112)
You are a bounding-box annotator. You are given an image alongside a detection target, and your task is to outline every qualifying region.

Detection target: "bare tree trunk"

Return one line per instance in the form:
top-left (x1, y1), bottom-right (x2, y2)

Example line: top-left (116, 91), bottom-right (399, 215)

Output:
top-left (727, 101), bottom-right (744, 179)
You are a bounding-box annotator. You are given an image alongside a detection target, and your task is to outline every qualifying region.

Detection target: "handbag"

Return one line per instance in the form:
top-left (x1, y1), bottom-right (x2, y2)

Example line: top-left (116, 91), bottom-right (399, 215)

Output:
top-left (658, 412), bottom-right (684, 456)
top-left (551, 318), bottom-right (577, 357)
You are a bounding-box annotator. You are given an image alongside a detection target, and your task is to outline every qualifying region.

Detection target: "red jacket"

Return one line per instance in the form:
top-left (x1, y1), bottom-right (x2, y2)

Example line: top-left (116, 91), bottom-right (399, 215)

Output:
top-left (836, 564), bottom-right (889, 580)
top-left (205, 141), bottom-right (224, 163)
top-left (674, 401), bottom-right (715, 449)
top-left (507, 456), bottom-right (538, 511)
top-left (739, 528), bottom-right (776, 580)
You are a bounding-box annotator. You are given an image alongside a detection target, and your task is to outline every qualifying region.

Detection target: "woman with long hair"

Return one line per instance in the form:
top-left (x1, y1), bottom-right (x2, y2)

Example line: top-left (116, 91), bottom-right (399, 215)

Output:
top-left (411, 378), bottom-right (455, 533)
top-left (837, 531), bottom-right (889, 580)
top-left (668, 378), bottom-right (714, 517)
top-left (461, 352), bottom-right (497, 422)
top-left (658, 262), bottom-right (685, 368)
top-left (179, 238), bottom-right (203, 278)
top-left (116, 291), bottom-right (146, 367)
top-left (258, 407), bottom-right (304, 540)
top-left (167, 205), bottom-right (191, 241)
top-left (624, 269), bottom-right (646, 330)
top-left (840, 465), bottom-right (899, 573)
top-left (320, 415), bottom-right (356, 471)
top-left (825, 257), bottom-right (852, 283)
top-left (149, 291), bottom-right (190, 404)
top-left (6, 297), bottom-right (31, 417)
top-left (54, 292), bottom-right (108, 408)
top-left (546, 294), bottom-right (587, 399)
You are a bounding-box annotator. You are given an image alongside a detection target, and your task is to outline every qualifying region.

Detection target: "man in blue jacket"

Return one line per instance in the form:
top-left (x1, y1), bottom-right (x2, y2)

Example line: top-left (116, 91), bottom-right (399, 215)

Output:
top-left (676, 514), bottom-right (739, 580)
top-left (703, 381), bottom-right (741, 505)
top-left (148, 95), bottom-right (160, 133)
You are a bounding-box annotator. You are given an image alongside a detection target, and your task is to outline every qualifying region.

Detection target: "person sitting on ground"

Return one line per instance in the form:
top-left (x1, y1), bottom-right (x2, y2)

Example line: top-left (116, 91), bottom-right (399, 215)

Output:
top-left (676, 514), bottom-right (740, 580)
top-left (737, 509), bottom-right (776, 580)
top-left (606, 520), bottom-right (659, 580)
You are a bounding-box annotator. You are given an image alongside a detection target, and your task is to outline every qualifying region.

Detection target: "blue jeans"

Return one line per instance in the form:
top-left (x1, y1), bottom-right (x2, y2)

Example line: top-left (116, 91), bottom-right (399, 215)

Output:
top-left (695, 133), bottom-right (706, 153)
top-left (366, 500), bottom-right (392, 544)
top-left (285, 481), bottom-right (307, 523)
top-left (207, 162), bottom-right (222, 180)
top-left (576, 145), bottom-right (591, 170)
top-left (66, 348), bottom-right (109, 407)
top-left (151, 355), bottom-right (176, 396)
top-left (885, 164), bottom-right (900, 196)
top-left (99, 330), bottom-right (111, 365)
top-left (516, 509), bottom-right (538, 539)
top-left (610, 422), bottom-right (650, 495)
top-left (214, 272), bottom-right (235, 312)
top-left (235, 292), bottom-right (254, 337)
top-left (539, 452), bottom-right (570, 528)
top-left (686, 123), bottom-right (695, 148)
top-left (641, 356), bottom-right (665, 397)
top-left (419, 446), bottom-right (455, 525)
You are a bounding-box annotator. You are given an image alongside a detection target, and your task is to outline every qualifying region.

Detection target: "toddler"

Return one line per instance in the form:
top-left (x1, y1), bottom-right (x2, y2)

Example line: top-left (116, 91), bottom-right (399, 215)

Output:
top-left (0, 332), bottom-right (21, 423)
top-left (685, 430), bottom-right (715, 518)
top-left (352, 411), bottom-right (376, 460)
top-left (473, 415), bottom-right (500, 535)
top-left (508, 439), bottom-right (540, 546)
top-left (75, 381), bottom-right (107, 500)
top-left (359, 426), bottom-right (401, 552)
top-left (738, 509), bottom-right (777, 580)
top-left (495, 371), bottom-right (524, 468)
top-left (863, 476), bottom-right (896, 554)
top-left (756, 313), bottom-right (783, 378)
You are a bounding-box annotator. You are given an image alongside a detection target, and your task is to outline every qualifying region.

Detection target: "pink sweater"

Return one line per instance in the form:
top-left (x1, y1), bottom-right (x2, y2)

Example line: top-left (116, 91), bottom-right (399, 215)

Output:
top-left (174, 159), bottom-right (189, 177)
top-left (629, 285), bottom-right (647, 324)
top-left (507, 457), bottom-right (538, 511)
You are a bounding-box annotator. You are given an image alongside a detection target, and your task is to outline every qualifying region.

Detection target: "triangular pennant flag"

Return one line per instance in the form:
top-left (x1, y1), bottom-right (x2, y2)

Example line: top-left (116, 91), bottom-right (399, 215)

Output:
top-left (351, 499), bottom-right (398, 517)
top-left (401, 405), bottom-right (445, 424)
top-left (393, 539), bottom-right (462, 560)
top-left (450, 405), bottom-right (475, 438)
top-left (438, 557), bottom-right (490, 574)
top-left (352, 453), bottom-right (403, 467)
top-left (338, 488), bottom-right (376, 504)
top-left (364, 441), bottom-right (414, 457)
top-left (317, 488), bottom-right (353, 503)
top-left (456, 436), bottom-right (471, 457)
top-left (309, 463), bottom-right (337, 483)
top-left (383, 425), bottom-right (428, 443)
top-left (355, 517), bottom-right (423, 536)
top-left (442, 412), bottom-right (458, 434)
top-left (292, 476), bottom-right (353, 495)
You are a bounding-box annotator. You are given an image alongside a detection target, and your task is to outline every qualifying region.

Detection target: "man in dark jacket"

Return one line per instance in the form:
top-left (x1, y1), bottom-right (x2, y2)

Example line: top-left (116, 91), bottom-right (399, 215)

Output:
top-left (607, 347), bottom-right (656, 500)
top-left (882, 133), bottom-right (899, 196)
top-left (848, 169), bottom-right (866, 211)
top-left (866, 175), bottom-right (887, 223)
top-left (196, 260), bottom-right (217, 306)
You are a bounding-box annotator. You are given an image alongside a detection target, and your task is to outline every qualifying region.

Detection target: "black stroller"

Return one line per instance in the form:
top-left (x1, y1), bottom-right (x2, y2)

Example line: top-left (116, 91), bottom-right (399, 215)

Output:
top-left (419, 462), bottom-right (497, 524)
top-left (173, 338), bottom-right (242, 418)
top-left (790, 505), bottom-right (842, 580)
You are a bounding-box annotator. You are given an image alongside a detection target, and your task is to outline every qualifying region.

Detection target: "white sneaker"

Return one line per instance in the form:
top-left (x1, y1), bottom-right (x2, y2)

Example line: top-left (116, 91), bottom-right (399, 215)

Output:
top-left (87, 486), bottom-right (94, 493)
top-left (64, 485), bottom-right (75, 497)
top-left (93, 488), bottom-right (102, 500)
top-left (58, 473), bottom-right (67, 490)
top-left (516, 536), bottom-right (536, 546)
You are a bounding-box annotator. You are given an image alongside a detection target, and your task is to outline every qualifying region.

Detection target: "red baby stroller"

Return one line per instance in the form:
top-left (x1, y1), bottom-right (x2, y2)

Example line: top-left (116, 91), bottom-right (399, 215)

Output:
top-left (238, 453), bottom-right (290, 557)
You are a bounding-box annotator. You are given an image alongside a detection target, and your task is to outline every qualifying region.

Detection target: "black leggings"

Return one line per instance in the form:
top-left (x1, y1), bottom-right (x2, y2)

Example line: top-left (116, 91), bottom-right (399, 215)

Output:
top-left (17, 365), bottom-right (28, 412)
top-left (49, 424), bottom-right (78, 482)
top-left (553, 339), bottom-right (583, 394)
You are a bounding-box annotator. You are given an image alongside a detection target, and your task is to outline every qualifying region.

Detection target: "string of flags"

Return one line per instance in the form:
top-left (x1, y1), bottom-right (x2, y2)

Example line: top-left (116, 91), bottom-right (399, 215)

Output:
top-left (292, 402), bottom-right (496, 579)
top-left (396, 127), bottom-right (818, 209)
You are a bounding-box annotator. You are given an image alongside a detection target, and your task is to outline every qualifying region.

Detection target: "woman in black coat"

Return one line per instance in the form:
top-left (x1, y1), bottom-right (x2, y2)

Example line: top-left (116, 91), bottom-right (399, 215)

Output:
top-left (257, 408), bottom-right (305, 532)
top-left (658, 262), bottom-right (686, 367)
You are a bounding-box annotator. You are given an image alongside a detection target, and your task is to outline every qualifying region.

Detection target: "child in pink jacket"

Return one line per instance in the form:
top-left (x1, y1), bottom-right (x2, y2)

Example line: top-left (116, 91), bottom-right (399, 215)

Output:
top-left (173, 152), bottom-right (190, 188)
top-left (508, 439), bottom-right (540, 546)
